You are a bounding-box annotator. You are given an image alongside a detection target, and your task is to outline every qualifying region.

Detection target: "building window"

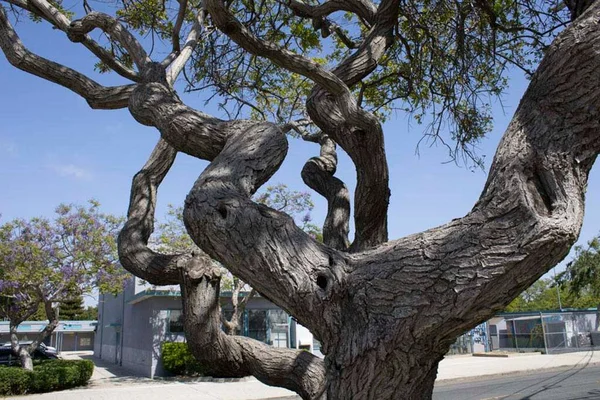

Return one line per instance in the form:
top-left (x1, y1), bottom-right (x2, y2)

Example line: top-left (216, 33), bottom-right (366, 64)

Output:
top-left (248, 310), bottom-right (267, 342)
top-left (168, 310), bottom-right (185, 333)
top-left (80, 337), bottom-right (91, 347)
top-left (268, 310), bottom-right (288, 348)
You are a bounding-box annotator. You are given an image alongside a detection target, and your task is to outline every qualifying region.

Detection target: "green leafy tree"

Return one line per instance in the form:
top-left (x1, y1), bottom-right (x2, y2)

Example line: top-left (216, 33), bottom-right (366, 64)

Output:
top-left (506, 276), bottom-right (600, 312)
top-left (59, 295), bottom-right (86, 320)
top-left (80, 306), bottom-right (98, 320)
top-left (2, 0), bottom-right (600, 396)
top-left (0, 201), bottom-right (127, 370)
top-left (557, 235), bottom-right (600, 299)
top-left (506, 279), bottom-right (565, 312)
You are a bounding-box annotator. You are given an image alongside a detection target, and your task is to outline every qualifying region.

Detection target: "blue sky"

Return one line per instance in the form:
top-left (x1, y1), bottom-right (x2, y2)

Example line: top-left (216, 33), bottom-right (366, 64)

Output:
top-left (1, 9), bottom-right (599, 305)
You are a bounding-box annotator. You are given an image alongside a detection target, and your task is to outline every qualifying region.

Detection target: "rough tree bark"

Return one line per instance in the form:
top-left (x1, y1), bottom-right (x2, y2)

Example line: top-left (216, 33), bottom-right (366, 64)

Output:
top-left (2, 0), bottom-right (600, 397)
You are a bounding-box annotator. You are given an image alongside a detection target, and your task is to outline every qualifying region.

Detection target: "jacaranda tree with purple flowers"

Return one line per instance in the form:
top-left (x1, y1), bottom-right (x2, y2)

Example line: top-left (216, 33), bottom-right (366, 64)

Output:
top-left (0, 200), bottom-right (127, 370)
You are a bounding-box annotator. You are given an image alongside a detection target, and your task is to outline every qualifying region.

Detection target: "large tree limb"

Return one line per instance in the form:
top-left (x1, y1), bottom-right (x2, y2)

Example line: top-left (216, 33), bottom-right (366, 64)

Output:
top-left (181, 119), bottom-right (345, 340)
top-left (127, 81), bottom-right (234, 159)
top-left (301, 134), bottom-right (350, 251)
top-left (21, 0), bottom-right (140, 81)
top-left (0, 6), bottom-right (134, 109)
top-left (321, 5), bottom-right (600, 395)
top-left (306, 1), bottom-right (400, 251)
top-left (67, 12), bottom-right (151, 71)
top-left (118, 139), bottom-right (204, 285)
top-left (181, 265), bottom-right (326, 399)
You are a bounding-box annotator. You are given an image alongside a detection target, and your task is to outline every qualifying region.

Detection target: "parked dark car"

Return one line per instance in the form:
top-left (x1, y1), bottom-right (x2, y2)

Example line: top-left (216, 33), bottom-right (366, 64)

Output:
top-left (2, 341), bottom-right (57, 354)
top-left (0, 343), bottom-right (58, 366)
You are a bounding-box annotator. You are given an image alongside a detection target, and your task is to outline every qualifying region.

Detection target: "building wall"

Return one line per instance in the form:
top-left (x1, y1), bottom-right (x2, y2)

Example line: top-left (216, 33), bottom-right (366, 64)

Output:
top-left (125, 297), bottom-right (184, 377)
top-left (94, 283), bottom-right (188, 378)
top-left (95, 290), bottom-right (126, 366)
top-left (95, 278), bottom-right (316, 378)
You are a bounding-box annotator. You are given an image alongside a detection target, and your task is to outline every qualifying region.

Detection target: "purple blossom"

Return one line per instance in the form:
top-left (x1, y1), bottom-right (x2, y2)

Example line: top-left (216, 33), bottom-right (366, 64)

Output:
top-left (302, 213), bottom-right (311, 223)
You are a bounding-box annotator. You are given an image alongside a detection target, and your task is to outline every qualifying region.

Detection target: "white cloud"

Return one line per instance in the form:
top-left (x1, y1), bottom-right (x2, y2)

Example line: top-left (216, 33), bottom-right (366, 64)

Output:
top-left (49, 164), bottom-right (93, 180)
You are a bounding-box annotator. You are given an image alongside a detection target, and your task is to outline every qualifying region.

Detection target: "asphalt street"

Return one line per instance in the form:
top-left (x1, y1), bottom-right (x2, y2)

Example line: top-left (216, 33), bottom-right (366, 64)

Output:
top-left (433, 363), bottom-right (600, 400)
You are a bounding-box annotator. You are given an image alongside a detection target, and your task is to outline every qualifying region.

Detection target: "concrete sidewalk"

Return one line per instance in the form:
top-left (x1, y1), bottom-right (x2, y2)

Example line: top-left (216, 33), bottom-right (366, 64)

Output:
top-left (11, 350), bottom-right (600, 399)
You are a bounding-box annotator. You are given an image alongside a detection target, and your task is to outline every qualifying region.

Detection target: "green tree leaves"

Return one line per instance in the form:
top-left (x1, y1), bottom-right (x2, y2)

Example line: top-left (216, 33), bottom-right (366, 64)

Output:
top-left (557, 235), bottom-right (600, 300)
top-left (507, 234), bottom-right (600, 312)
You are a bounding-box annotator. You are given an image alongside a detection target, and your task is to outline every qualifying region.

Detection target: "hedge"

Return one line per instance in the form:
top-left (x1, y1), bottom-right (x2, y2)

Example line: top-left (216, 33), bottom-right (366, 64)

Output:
top-left (161, 342), bottom-right (205, 376)
top-left (0, 359), bottom-right (94, 396)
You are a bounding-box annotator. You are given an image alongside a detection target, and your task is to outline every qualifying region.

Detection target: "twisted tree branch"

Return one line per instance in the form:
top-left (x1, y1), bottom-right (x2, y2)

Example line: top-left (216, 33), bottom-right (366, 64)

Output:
top-left (181, 266), bottom-right (326, 399)
top-left (68, 12), bottom-right (151, 71)
top-left (25, 0), bottom-right (140, 81)
top-left (301, 135), bottom-right (350, 251)
top-left (118, 139), bottom-right (198, 285)
top-left (285, 0), bottom-right (376, 25)
top-left (181, 119), bottom-right (345, 340)
top-left (306, 0), bottom-right (400, 251)
top-left (0, 6), bottom-right (134, 109)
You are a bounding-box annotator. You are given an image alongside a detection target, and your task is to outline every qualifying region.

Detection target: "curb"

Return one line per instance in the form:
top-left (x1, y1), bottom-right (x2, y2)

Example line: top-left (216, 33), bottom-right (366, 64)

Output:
top-left (472, 351), bottom-right (543, 358)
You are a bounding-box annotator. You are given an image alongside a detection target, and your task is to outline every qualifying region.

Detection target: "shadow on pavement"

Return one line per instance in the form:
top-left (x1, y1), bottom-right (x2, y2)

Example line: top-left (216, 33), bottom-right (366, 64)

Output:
top-left (76, 354), bottom-right (163, 387)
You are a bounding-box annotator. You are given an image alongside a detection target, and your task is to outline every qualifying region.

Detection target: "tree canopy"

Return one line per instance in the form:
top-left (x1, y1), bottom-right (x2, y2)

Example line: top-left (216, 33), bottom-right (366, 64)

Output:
top-left (505, 277), bottom-right (600, 312)
top-left (507, 234), bottom-right (600, 312)
top-left (557, 235), bottom-right (600, 296)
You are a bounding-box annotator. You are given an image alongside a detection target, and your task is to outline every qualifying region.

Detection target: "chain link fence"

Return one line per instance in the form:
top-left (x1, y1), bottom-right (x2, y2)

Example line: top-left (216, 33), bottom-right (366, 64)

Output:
top-left (489, 310), bottom-right (600, 354)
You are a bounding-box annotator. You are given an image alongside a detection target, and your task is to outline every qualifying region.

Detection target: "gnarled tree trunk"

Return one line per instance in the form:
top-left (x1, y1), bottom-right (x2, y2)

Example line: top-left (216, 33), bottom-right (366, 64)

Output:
top-left (2, 0), bottom-right (600, 397)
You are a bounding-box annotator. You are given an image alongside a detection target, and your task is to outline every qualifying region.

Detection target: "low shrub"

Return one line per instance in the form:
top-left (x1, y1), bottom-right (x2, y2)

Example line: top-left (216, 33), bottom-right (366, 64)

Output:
top-left (161, 342), bottom-right (205, 376)
top-left (0, 366), bottom-right (31, 396)
top-left (0, 359), bottom-right (94, 396)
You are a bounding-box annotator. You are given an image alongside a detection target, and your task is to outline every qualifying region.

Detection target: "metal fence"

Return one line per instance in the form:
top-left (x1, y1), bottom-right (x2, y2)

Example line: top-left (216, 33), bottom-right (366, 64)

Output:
top-left (490, 311), bottom-right (600, 354)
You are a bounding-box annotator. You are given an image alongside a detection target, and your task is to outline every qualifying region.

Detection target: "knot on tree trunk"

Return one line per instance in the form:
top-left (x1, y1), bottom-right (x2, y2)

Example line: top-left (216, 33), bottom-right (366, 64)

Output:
top-left (182, 252), bottom-right (222, 283)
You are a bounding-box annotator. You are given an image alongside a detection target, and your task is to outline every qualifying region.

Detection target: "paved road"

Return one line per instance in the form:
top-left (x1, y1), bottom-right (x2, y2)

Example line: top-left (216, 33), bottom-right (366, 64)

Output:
top-left (433, 363), bottom-right (600, 400)
top-left (13, 351), bottom-right (600, 399)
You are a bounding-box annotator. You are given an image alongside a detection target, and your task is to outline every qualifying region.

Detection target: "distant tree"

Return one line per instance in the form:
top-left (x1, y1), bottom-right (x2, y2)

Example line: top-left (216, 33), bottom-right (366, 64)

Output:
top-left (154, 184), bottom-right (319, 335)
top-left (506, 279), bottom-right (563, 312)
top-left (29, 303), bottom-right (47, 321)
top-left (557, 235), bottom-right (600, 299)
top-left (59, 294), bottom-right (86, 320)
top-left (506, 277), bottom-right (600, 312)
top-left (0, 201), bottom-right (127, 370)
top-left (80, 306), bottom-right (98, 321)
